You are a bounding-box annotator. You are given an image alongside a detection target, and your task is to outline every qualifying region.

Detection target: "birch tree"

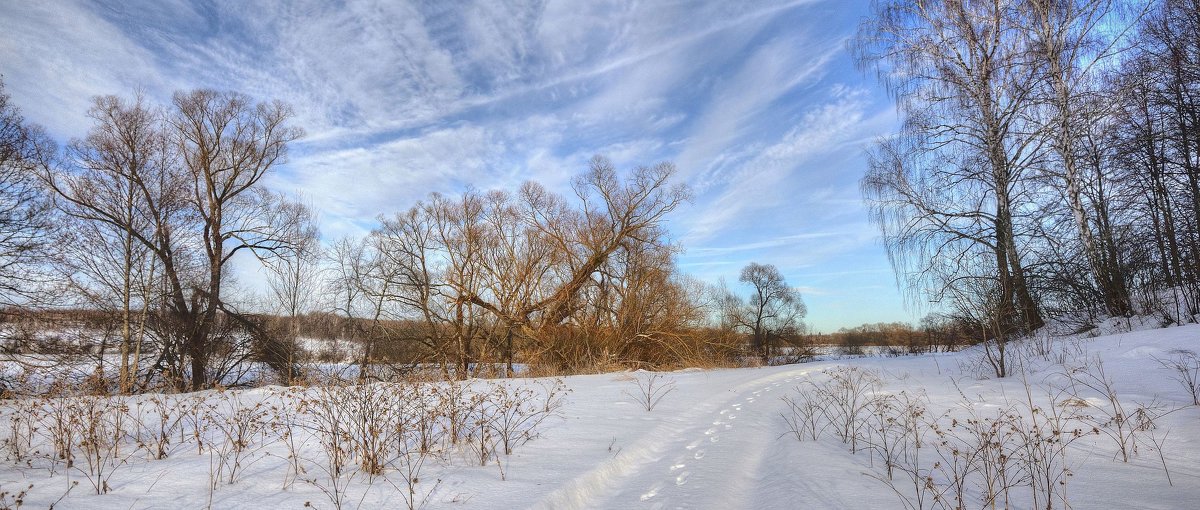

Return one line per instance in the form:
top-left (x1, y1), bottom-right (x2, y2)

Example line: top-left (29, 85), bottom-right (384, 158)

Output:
top-left (856, 0), bottom-right (1045, 335)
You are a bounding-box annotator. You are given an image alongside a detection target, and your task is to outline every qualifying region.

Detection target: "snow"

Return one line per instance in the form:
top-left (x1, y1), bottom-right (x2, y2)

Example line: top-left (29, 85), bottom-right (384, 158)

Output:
top-left (3, 324), bottom-right (1199, 509)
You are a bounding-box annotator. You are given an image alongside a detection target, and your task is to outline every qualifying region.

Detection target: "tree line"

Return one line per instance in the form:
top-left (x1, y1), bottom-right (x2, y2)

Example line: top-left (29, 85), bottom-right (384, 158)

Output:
top-left (855, 0), bottom-right (1200, 342)
top-left (0, 81), bottom-right (818, 393)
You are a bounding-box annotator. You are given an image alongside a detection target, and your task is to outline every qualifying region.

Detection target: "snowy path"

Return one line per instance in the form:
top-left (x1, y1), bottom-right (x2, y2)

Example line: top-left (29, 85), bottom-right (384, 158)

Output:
top-left (532, 367), bottom-right (838, 510)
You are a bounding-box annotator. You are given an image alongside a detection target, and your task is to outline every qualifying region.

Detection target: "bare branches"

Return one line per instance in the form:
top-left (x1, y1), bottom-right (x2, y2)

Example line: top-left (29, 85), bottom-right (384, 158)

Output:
top-left (356, 155), bottom-right (692, 375)
top-left (623, 372), bottom-right (676, 411)
top-left (40, 89), bottom-right (303, 391)
top-left (858, 0), bottom-right (1048, 336)
top-left (0, 79), bottom-right (55, 307)
top-left (1154, 349), bottom-right (1200, 405)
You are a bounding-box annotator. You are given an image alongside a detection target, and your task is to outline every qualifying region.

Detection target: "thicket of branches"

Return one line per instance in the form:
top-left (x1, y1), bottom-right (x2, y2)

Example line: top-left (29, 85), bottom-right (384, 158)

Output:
top-left (780, 330), bottom-right (1193, 510)
top-left (856, 0), bottom-right (1200, 351)
top-left (313, 155), bottom-right (740, 379)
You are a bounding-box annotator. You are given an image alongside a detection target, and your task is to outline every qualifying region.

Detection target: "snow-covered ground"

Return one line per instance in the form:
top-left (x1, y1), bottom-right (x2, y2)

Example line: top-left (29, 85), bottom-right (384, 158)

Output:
top-left (2, 324), bottom-right (1198, 509)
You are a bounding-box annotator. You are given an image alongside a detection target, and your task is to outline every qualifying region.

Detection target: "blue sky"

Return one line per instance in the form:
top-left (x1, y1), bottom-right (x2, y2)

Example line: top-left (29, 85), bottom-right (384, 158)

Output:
top-left (0, 0), bottom-right (917, 332)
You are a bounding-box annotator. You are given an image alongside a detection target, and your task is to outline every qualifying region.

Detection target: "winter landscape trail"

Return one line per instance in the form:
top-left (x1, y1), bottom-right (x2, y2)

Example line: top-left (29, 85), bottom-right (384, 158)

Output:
top-left (4, 324), bottom-right (1200, 509)
top-left (533, 367), bottom-right (843, 510)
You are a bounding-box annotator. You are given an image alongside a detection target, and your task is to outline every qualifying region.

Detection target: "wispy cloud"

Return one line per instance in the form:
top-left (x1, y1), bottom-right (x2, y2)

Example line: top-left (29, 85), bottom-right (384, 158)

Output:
top-left (680, 86), bottom-right (885, 244)
top-left (1, 0), bottom-right (913, 331)
top-left (0, 1), bottom-right (178, 136)
top-left (689, 233), bottom-right (840, 256)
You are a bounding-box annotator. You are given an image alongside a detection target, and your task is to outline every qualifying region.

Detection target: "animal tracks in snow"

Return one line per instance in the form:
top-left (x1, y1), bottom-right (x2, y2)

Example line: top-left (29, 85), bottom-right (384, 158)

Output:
top-left (640, 484), bottom-right (661, 501)
top-left (535, 368), bottom-right (815, 510)
top-left (675, 471), bottom-right (691, 486)
top-left (646, 399), bottom-right (752, 503)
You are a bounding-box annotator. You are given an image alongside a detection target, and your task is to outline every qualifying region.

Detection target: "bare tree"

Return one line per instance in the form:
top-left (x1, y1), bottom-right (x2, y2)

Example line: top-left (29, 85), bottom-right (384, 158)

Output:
top-left (326, 236), bottom-right (368, 364)
top-left (593, 240), bottom-right (702, 367)
top-left (426, 192), bottom-right (489, 376)
top-left (57, 93), bottom-right (173, 392)
top-left (465, 156), bottom-right (689, 369)
top-left (1117, 0), bottom-right (1200, 320)
top-left (731, 262), bottom-right (807, 364)
top-left (326, 234), bottom-right (399, 380)
top-left (856, 0), bottom-right (1045, 334)
top-left (360, 156), bottom-right (690, 375)
top-left (264, 202), bottom-right (320, 382)
top-left (1023, 0), bottom-right (1137, 318)
top-left (45, 89), bottom-right (305, 390)
top-left (171, 89), bottom-right (305, 389)
top-left (374, 205), bottom-right (458, 376)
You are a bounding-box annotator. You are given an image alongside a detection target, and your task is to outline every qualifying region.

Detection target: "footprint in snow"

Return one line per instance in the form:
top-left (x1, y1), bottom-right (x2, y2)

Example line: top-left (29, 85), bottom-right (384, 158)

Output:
top-left (693, 449), bottom-right (706, 459)
top-left (676, 471), bottom-right (691, 486)
top-left (727, 414), bottom-right (736, 420)
top-left (719, 409), bottom-right (729, 415)
top-left (709, 435), bottom-right (720, 443)
top-left (640, 484), bottom-right (662, 501)
top-left (704, 427), bottom-right (718, 435)
top-left (685, 439), bottom-right (702, 450)
top-left (670, 462), bottom-right (686, 472)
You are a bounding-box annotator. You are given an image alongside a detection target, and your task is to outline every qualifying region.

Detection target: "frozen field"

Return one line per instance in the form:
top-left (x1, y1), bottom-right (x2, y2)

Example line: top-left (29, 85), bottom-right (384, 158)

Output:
top-left (2, 324), bottom-right (1198, 509)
